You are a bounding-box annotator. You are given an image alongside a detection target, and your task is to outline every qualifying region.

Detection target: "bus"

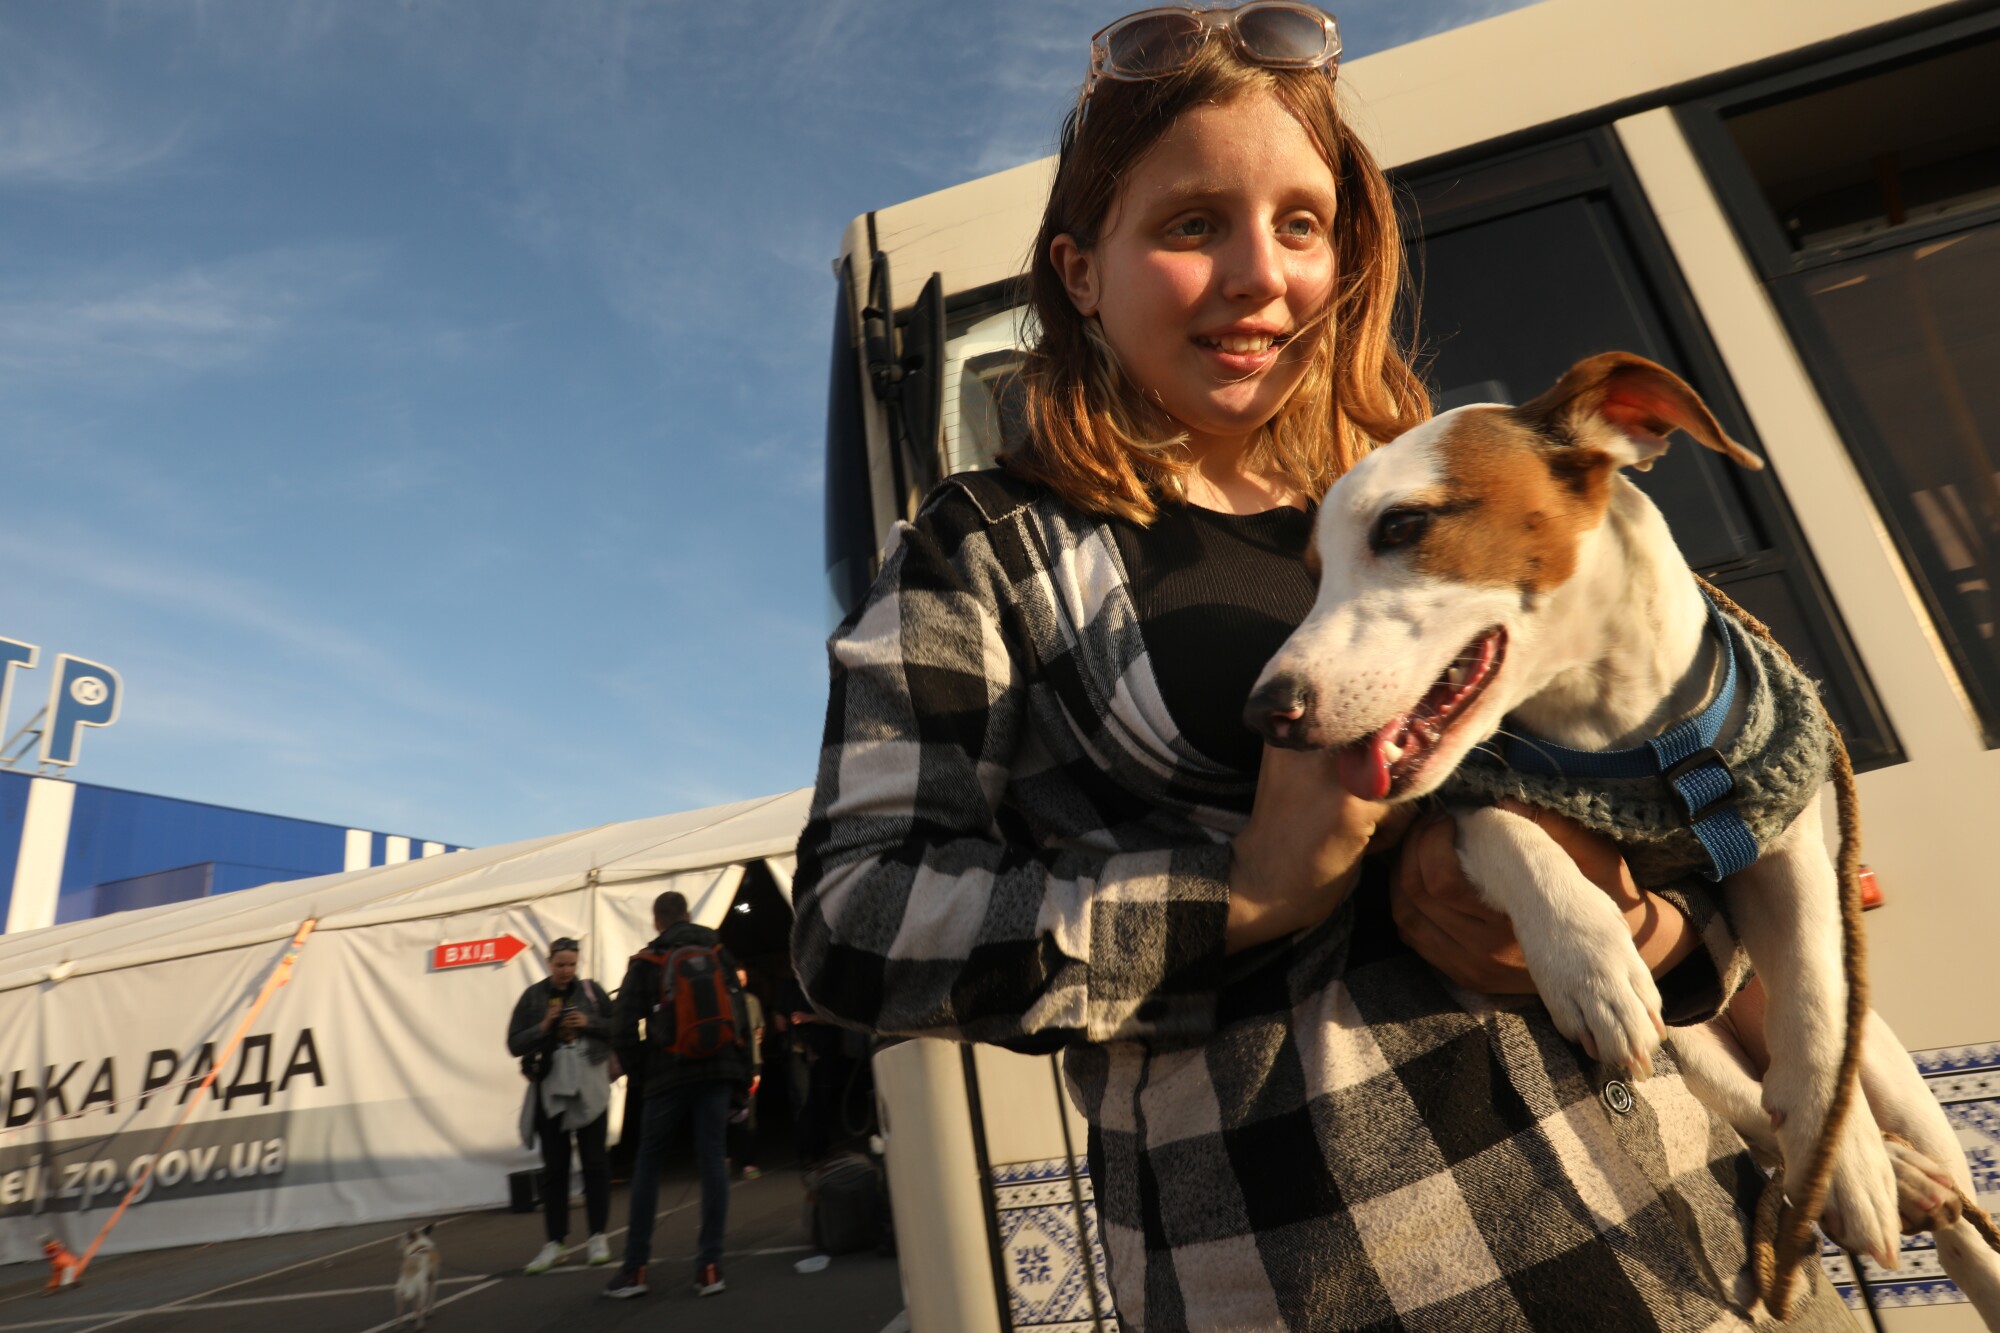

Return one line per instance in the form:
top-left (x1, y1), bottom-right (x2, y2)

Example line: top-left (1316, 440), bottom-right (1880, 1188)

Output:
top-left (822, 2), bottom-right (2000, 1327)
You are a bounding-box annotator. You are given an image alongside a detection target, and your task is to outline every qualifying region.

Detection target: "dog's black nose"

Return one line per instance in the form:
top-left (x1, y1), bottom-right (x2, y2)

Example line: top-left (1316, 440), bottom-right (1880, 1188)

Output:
top-left (1243, 677), bottom-right (1313, 749)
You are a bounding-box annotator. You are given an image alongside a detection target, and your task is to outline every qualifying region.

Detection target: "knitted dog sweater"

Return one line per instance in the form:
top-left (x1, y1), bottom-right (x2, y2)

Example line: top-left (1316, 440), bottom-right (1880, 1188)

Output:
top-left (1441, 617), bottom-right (1833, 888)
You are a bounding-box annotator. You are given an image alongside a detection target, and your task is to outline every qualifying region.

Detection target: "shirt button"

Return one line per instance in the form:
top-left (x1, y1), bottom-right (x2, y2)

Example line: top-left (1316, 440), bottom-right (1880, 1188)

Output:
top-left (1602, 1079), bottom-right (1635, 1115)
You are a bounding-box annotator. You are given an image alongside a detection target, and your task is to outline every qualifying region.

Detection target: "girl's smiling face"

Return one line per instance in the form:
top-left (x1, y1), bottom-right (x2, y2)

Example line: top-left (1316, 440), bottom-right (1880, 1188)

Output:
top-left (1053, 87), bottom-right (1339, 465)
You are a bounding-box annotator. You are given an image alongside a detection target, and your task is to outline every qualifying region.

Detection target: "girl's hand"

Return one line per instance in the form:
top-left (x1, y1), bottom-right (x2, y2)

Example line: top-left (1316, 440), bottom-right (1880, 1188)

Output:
top-left (1390, 801), bottom-right (1697, 992)
top-left (1227, 745), bottom-right (1410, 954)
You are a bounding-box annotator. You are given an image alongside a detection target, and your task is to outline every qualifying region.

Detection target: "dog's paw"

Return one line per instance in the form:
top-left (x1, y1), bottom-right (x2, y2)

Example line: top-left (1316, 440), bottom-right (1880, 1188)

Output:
top-left (1529, 933), bottom-right (1664, 1079)
top-left (1768, 1069), bottom-right (1901, 1266)
top-left (1819, 1142), bottom-right (1902, 1267)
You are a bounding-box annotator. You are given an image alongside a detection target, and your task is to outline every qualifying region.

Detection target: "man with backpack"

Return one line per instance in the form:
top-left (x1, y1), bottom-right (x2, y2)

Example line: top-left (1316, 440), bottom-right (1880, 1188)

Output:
top-left (603, 890), bottom-right (749, 1300)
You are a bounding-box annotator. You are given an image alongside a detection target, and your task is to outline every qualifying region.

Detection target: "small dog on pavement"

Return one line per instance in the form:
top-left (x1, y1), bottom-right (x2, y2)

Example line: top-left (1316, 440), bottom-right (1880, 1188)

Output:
top-left (395, 1224), bottom-right (440, 1329)
top-left (1250, 352), bottom-right (2000, 1320)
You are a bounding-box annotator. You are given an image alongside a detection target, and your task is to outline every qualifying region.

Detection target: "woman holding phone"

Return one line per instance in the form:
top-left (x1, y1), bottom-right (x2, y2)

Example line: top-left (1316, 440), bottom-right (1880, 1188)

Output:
top-left (505, 936), bottom-right (615, 1274)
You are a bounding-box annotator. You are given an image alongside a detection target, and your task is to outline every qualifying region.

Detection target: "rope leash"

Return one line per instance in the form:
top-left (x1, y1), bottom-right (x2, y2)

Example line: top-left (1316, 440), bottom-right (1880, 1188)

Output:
top-left (1698, 580), bottom-right (2000, 1315)
top-left (1696, 579), bottom-right (1871, 1318)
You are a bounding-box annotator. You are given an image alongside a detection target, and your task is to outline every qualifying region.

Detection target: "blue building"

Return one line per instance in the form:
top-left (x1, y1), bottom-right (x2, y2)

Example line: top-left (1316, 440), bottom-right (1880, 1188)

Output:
top-left (0, 770), bottom-right (464, 935)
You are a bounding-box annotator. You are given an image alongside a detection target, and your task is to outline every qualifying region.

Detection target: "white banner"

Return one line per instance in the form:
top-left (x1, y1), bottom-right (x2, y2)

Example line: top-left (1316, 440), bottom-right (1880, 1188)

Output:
top-left (0, 868), bottom-right (742, 1264)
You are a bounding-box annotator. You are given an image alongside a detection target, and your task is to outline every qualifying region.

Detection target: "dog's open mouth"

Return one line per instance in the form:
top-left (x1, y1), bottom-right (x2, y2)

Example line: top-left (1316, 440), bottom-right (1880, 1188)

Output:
top-left (1335, 626), bottom-right (1507, 801)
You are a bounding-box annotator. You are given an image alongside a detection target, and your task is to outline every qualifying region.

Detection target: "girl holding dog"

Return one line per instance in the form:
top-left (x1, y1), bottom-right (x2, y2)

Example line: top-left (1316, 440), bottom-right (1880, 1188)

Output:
top-left (793, 4), bottom-right (1849, 1327)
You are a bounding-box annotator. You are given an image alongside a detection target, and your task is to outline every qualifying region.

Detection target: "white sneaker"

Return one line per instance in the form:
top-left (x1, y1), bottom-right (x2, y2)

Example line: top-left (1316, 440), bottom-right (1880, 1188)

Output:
top-left (524, 1240), bottom-right (564, 1274)
top-left (586, 1233), bottom-right (611, 1266)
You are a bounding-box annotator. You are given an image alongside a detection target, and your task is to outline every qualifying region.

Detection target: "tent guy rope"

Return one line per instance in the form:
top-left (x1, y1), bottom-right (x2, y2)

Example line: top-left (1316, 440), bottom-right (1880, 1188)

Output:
top-left (71, 916), bottom-right (318, 1279)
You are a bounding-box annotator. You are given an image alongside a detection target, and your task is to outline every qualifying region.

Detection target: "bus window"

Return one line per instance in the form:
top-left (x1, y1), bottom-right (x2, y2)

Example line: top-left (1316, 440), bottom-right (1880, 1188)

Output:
top-left (1725, 36), bottom-right (2000, 253)
top-left (1685, 21), bottom-right (2000, 743)
top-left (941, 301), bottom-right (1035, 477)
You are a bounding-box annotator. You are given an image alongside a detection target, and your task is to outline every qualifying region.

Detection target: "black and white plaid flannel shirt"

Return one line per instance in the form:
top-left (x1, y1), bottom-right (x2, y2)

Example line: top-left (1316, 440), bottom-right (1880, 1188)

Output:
top-left (793, 471), bottom-right (1849, 1330)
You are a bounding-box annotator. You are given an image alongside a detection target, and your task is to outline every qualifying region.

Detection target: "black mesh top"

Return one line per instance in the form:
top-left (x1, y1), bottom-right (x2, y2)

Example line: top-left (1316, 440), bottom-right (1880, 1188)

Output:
top-left (1109, 501), bottom-right (1318, 776)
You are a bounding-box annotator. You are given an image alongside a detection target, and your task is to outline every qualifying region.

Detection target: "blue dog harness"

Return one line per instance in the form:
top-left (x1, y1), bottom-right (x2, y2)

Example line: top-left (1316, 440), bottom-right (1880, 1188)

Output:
top-left (1473, 592), bottom-right (1763, 881)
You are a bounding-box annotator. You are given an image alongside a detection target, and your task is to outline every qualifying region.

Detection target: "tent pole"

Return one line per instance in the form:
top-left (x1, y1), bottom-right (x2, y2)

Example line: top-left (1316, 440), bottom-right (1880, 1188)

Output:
top-left (587, 868), bottom-right (602, 987)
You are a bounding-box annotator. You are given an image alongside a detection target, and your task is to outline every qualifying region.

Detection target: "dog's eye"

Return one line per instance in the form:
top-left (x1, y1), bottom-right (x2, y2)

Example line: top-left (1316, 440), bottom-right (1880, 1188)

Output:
top-left (1371, 508), bottom-right (1430, 552)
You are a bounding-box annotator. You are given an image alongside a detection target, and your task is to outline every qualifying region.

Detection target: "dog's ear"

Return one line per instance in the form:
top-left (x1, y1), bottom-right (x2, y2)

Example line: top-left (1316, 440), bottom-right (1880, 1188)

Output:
top-left (1519, 352), bottom-right (1764, 474)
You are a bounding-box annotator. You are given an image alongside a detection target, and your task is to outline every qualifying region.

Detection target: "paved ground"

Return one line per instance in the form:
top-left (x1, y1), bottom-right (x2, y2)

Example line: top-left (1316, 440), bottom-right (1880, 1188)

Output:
top-left (0, 1167), bottom-right (905, 1333)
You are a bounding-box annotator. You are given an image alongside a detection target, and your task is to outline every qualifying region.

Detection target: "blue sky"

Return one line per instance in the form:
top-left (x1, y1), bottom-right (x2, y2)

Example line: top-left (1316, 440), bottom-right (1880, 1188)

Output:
top-left (2, 0), bottom-right (1529, 848)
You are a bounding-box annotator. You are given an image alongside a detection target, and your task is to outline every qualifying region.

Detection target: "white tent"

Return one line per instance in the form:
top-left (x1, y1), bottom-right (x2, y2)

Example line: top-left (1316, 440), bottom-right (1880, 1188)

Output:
top-left (0, 789), bottom-right (811, 1264)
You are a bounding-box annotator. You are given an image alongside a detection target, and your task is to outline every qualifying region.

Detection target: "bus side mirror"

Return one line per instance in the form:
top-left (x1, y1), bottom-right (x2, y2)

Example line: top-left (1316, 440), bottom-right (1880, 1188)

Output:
top-left (896, 273), bottom-right (947, 506)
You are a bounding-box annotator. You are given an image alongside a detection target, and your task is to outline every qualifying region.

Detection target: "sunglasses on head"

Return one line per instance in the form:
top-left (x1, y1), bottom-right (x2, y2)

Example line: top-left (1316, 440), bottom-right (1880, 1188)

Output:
top-left (1080, 1), bottom-right (1342, 116)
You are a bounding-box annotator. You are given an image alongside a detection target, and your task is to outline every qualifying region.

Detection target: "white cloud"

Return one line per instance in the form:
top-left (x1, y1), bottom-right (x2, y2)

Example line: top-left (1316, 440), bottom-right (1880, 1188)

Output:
top-left (0, 243), bottom-right (382, 384)
top-left (0, 25), bottom-right (190, 185)
top-left (0, 520), bottom-right (494, 731)
top-left (0, 95), bottom-right (186, 184)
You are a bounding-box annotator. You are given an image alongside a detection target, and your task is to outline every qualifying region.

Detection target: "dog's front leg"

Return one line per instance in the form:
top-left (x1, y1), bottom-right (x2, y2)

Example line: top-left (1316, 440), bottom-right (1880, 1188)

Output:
top-left (1456, 806), bottom-right (1665, 1077)
top-left (1723, 802), bottom-right (1900, 1265)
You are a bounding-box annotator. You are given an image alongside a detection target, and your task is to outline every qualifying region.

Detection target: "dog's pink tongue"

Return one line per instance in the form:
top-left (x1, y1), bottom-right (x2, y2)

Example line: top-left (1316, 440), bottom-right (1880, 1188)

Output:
top-left (1335, 723), bottom-right (1400, 802)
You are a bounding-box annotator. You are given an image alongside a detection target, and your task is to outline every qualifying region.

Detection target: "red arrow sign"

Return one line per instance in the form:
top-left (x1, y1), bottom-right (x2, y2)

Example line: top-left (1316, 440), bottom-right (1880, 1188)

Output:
top-left (432, 934), bottom-right (529, 971)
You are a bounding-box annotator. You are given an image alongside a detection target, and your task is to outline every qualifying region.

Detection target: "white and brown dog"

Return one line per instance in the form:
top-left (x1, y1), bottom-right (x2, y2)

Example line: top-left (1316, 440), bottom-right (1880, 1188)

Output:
top-left (395, 1224), bottom-right (440, 1329)
top-left (1248, 352), bottom-right (1999, 1319)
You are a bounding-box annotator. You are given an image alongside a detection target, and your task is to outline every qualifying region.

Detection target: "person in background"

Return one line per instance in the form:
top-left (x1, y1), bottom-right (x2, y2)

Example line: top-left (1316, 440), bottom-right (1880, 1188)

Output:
top-left (776, 974), bottom-right (842, 1168)
top-left (603, 891), bottom-right (749, 1301)
top-left (505, 936), bottom-right (614, 1274)
top-left (727, 968), bottom-right (765, 1180)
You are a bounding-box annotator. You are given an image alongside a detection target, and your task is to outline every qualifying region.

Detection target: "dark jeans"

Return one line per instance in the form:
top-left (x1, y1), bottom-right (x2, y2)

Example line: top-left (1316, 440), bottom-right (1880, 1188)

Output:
top-left (794, 1051), bottom-right (842, 1167)
top-left (623, 1079), bottom-right (731, 1270)
top-left (535, 1106), bottom-right (610, 1243)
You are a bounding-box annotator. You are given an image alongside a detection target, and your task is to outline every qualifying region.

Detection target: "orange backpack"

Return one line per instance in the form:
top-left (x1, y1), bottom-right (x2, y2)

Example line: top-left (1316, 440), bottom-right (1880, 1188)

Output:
top-left (635, 942), bottom-right (740, 1060)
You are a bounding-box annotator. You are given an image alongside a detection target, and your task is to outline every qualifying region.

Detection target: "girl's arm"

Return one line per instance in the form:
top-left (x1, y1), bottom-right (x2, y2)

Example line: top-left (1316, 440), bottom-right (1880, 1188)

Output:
top-left (794, 489), bottom-right (1249, 1050)
top-left (1719, 972), bottom-right (1771, 1073)
top-left (1389, 805), bottom-right (1749, 1024)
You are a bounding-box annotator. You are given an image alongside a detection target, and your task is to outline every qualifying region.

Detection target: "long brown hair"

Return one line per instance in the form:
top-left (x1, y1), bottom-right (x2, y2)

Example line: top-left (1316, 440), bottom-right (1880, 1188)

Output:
top-left (1006, 40), bottom-right (1428, 523)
